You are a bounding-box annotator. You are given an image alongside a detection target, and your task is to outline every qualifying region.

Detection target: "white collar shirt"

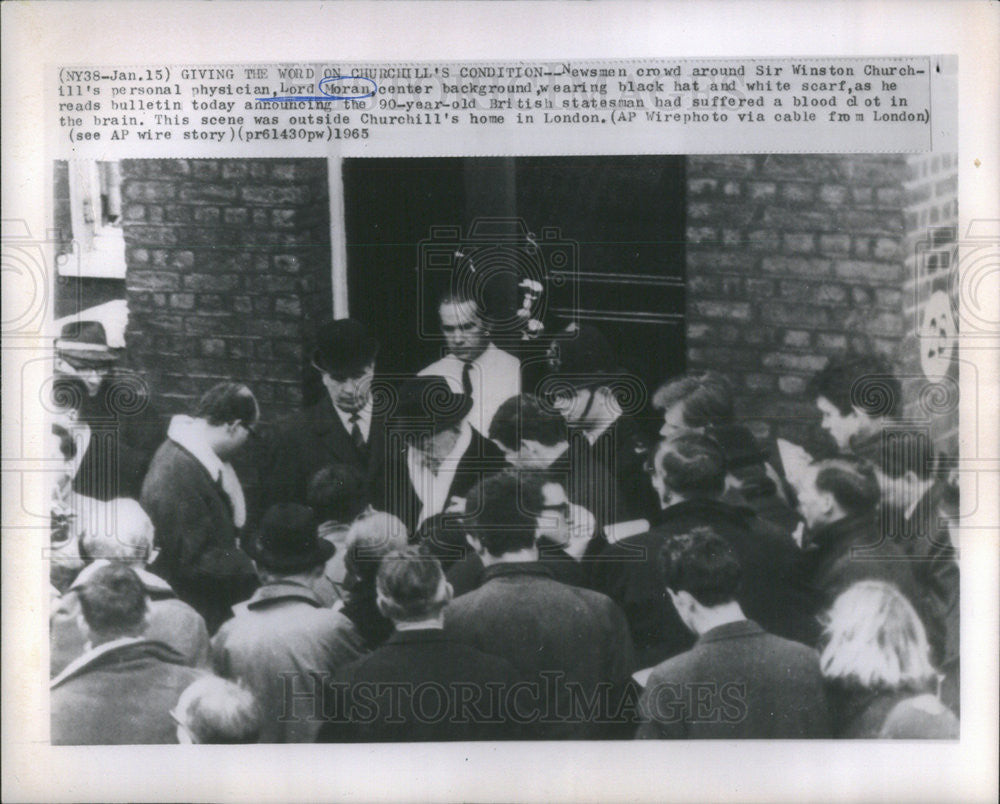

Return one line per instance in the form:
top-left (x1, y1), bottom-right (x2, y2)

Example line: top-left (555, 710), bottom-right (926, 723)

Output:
top-left (330, 397), bottom-right (373, 443)
top-left (405, 421), bottom-right (473, 529)
top-left (420, 343), bottom-right (521, 435)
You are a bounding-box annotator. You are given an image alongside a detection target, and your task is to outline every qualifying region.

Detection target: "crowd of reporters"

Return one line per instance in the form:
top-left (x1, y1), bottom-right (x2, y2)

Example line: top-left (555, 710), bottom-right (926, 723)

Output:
top-left (48, 310), bottom-right (960, 743)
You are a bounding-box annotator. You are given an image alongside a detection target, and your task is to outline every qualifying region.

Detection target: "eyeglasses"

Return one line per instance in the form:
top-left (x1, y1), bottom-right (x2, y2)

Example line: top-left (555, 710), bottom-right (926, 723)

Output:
top-left (240, 421), bottom-right (260, 439)
top-left (541, 501), bottom-right (572, 519)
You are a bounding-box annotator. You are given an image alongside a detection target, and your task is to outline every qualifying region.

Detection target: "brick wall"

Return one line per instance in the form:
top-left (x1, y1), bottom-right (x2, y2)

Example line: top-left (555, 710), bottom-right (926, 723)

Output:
top-left (121, 159), bottom-right (332, 420)
top-left (684, 154), bottom-right (910, 450)
top-left (899, 152), bottom-right (959, 458)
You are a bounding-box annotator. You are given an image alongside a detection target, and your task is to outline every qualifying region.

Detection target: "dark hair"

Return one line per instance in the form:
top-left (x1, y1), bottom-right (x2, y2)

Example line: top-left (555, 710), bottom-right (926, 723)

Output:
top-left (814, 458), bottom-right (881, 515)
top-left (376, 547), bottom-right (447, 621)
top-left (660, 526), bottom-right (742, 607)
top-left (465, 471), bottom-right (543, 558)
top-left (656, 432), bottom-right (727, 496)
top-left (875, 429), bottom-right (937, 481)
top-left (307, 463), bottom-right (368, 523)
top-left (77, 563), bottom-right (147, 636)
top-left (489, 393), bottom-right (568, 450)
top-left (194, 382), bottom-right (259, 427)
top-left (178, 677), bottom-right (261, 744)
top-left (807, 355), bottom-right (902, 419)
top-left (652, 371), bottom-right (734, 427)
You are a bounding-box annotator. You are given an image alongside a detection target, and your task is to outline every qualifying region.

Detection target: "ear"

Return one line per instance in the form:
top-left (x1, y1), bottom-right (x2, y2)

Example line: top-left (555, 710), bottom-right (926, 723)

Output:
top-left (443, 582), bottom-right (454, 604)
top-left (465, 532), bottom-right (484, 555)
top-left (375, 593), bottom-right (391, 618)
top-left (818, 489), bottom-right (837, 516)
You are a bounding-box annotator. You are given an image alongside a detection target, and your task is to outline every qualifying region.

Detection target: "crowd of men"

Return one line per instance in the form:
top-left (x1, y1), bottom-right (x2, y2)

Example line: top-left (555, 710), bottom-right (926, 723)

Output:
top-left (48, 293), bottom-right (960, 743)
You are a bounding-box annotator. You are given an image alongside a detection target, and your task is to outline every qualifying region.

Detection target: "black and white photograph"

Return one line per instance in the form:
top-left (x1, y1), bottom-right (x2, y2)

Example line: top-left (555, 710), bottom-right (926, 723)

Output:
top-left (3, 3), bottom-right (998, 803)
top-left (43, 148), bottom-right (963, 742)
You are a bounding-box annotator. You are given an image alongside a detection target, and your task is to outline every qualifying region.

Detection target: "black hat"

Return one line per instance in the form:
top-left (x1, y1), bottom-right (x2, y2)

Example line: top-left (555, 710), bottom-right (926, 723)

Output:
top-left (544, 324), bottom-right (621, 390)
top-left (55, 321), bottom-right (117, 367)
top-left (392, 376), bottom-right (472, 432)
top-left (250, 504), bottom-right (333, 573)
top-left (312, 319), bottom-right (379, 378)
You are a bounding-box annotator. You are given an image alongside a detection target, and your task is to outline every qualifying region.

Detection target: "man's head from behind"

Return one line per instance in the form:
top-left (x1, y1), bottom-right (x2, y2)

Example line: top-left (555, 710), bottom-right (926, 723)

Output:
top-left (651, 432), bottom-right (727, 507)
top-left (660, 527), bottom-right (742, 634)
top-left (489, 393), bottom-right (568, 469)
top-left (439, 292), bottom-right (489, 364)
top-left (376, 547), bottom-right (452, 625)
top-left (871, 429), bottom-right (937, 510)
top-left (807, 355), bottom-right (901, 451)
top-left (174, 676), bottom-right (261, 744)
top-left (76, 563), bottom-right (149, 646)
top-left (251, 504), bottom-right (333, 586)
top-left (78, 498), bottom-right (155, 566)
top-left (342, 510), bottom-right (410, 598)
top-left (465, 471), bottom-right (543, 561)
top-left (307, 462), bottom-right (369, 526)
top-left (193, 382), bottom-right (260, 460)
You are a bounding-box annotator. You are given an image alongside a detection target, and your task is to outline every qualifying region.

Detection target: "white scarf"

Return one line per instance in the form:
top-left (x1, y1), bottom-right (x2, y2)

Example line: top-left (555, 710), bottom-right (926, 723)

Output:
top-left (167, 415), bottom-right (246, 528)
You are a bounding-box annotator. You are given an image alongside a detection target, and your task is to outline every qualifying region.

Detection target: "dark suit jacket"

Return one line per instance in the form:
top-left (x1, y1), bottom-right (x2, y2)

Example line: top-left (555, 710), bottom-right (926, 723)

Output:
top-left (50, 639), bottom-right (205, 745)
top-left (379, 428), bottom-right (505, 536)
top-left (142, 439), bottom-right (259, 633)
top-left (637, 620), bottom-right (830, 738)
top-left (881, 481), bottom-right (959, 670)
top-left (592, 497), bottom-right (821, 668)
top-left (568, 415), bottom-right (660, 528)
top-left (445, 562), bottom-right (636, 739)
top-left (800, 512), bottom-right (921, 615)
top-left (258, 395), bottom-right (386, 516)
top-left (316, 628), bottom-right (523, 742)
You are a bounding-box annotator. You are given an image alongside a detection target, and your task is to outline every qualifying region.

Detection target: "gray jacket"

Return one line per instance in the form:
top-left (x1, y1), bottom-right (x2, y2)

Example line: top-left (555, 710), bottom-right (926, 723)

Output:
top-left (211, 579), bottom-right (368, 742)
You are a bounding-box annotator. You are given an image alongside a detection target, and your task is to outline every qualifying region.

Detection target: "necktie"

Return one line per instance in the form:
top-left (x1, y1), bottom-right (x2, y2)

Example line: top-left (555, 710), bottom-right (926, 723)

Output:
top-left (461, 361), bottom-right (474, 398)
top-left (349, 412), bottom-right (366, 452)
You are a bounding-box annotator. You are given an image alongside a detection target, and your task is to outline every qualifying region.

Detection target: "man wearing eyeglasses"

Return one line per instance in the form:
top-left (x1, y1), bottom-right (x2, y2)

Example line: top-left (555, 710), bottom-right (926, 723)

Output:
top-left (141, 382), bottom-right (262, 633)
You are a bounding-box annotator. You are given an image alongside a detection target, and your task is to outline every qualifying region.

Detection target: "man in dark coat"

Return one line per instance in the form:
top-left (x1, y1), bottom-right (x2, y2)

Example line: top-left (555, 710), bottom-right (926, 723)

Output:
top-left (652, 370), bottom-right (800, 532)
top-left (540, 324), bottom-right (661, 529)
top-left (142, 383), bottom-right (261, 633)
top-left (50, 564), bottom-right (206, 745)
top-left (379, 376), bottom-right (506, 546)
top-left (794, 458), bottom-right (922, 624)
top-left (637, 528), bottom-right (829, 738)
top-left (317, 547), bottom-right (522, 742)
top-left (869, 428), bottom-right (959, 675)
top-left (593, 433), bottom-right (819, 669)
top-left (259, 319), bottom-right (385, 516)
top-left (445, 472), bottom-right (636, 739)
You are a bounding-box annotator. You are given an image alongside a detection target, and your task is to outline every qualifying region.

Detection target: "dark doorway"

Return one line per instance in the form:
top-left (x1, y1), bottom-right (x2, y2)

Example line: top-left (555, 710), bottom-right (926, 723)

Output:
top-left (343, 156), bottom-right (686, 395)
